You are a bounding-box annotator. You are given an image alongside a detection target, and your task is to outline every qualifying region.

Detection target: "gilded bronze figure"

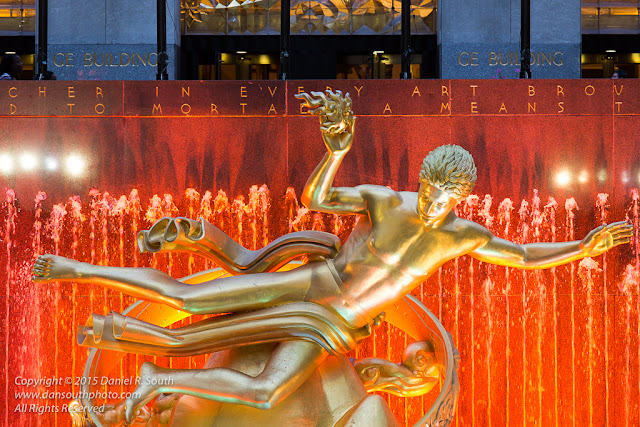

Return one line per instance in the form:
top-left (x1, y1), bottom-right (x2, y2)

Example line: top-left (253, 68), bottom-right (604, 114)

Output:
top-left (33, 90), bottom-right (633, 425)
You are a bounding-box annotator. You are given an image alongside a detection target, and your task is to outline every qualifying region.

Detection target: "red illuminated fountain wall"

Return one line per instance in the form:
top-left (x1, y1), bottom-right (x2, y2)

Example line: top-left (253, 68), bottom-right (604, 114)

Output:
top-left (1, 79), bottom-right (639, 426)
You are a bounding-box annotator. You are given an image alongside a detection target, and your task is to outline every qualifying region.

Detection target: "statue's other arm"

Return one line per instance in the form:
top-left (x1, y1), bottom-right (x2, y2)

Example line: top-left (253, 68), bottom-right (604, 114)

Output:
top-left (470, 220), bottom-right (633, 269)
top-left (297, 90), bottom-right (363, 214)
top-left (298, 90), bottom-right (396, 215)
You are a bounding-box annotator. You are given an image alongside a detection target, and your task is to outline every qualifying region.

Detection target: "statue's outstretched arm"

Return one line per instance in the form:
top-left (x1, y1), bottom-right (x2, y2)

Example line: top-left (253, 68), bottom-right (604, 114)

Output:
top-left (296, 90), bottom-right (367, 215)
top-left (471, 220), bottom-right (633, 269)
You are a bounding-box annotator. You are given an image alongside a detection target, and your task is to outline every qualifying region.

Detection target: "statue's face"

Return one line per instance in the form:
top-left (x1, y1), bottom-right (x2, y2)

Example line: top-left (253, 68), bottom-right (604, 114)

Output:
top-left (417, 183), bottom-right (458, 227)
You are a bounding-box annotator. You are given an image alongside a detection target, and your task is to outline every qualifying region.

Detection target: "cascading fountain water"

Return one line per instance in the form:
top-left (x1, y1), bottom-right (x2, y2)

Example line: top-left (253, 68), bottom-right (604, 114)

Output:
top-left (2, 185), bottom-right (639, 427)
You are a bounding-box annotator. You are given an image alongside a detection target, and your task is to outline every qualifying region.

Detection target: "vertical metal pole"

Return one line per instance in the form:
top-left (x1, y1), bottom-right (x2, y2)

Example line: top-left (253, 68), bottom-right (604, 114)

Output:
top-left (400, 0), bottom-right (411, 78)
top-left (157, 0), bottom-right (169, 80)
top-left (35, 0), bottom-right (48, 79)
top-left (519, 0), bottom-right (531, 78)
top-left (279, 0), bottom-right (290, 79)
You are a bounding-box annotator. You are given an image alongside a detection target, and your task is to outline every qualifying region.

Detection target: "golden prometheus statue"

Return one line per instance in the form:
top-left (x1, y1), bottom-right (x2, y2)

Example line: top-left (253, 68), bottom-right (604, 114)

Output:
top-left (33, 90), bottom-right (633, 427)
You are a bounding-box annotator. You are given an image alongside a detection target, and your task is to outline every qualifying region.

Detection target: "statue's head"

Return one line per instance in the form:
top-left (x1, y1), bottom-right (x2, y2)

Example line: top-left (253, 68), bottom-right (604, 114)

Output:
top-left (417, 145), bottom-right (477, 226)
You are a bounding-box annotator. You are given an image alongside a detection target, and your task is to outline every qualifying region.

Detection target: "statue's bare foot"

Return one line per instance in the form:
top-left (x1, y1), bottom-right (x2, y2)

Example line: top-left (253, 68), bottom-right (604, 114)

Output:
top-left (32, 254), bottom-right (85, 283)
top-left (125, 362), bottom-right (163, 423)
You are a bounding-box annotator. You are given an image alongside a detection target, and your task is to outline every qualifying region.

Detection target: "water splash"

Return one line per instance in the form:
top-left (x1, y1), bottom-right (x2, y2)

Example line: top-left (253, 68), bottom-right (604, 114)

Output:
top-left (579, 256), bottom-right (602, 427)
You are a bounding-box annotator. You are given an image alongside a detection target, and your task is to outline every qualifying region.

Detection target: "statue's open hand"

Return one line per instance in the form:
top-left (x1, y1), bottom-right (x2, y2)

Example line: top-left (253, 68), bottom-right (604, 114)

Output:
top-left (580, 221), bottom-right (634, 257)
top-left (295, 89), bottom-right (355, 153)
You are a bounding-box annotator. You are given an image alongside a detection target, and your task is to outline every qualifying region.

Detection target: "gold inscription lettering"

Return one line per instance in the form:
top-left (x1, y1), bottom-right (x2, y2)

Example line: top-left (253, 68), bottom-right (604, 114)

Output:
top-left (182, 87), bottom-right (190, 98)
top-left (470, 85), bottom-right (478, 96)
top-left (557, 85), bottom-right (564, 97)
top-left (120, 53), bottom-right (130, 67)
top-left (440, 102), bottom-right (450, 113)
top-left (614, 85), bottom-right (623, 96)
top-left (354, 86), bottom-right (363, 96)
top-left (240, 87), bottom-right (248, 98)
top-left (94, 53), bottom-right (104, 67)
top-left (442, 86), bottom-right (449, 97)
top-left (552, 52), bottom-right (563, 66)
top-left (558, 102), bottom-right (564, 113)
top-left (68, 104), bottom-right (75, 114)
top-left (499, 103), bottom-right (507, 113)
top-left (148, 53), bottom-right (158, 66)
top-left (528, 102), bottom-right (536, 113)
top-left (10, 104), bottom-right (16, 115)
top-left (412, 86), bottom-right (421, 97)
top-left (240, 103), bottom-right (247, 114)
top-left (95, 104), bottom-right (105, 115)
top-left (489, 52), bottom-right (498, 66)
top-left (84, 53), bottom-right (93, 67)
top-left (528, 86), bottom-right (535, 97)
top-left (9, 87), bottom-right (17, 98)
top-left (152, 104), bottom-right (162, 115)
top-left (297, 86), bottom-right (305, 95)
top-left (268, 104), bottom-right (277, 115)
top-left (540, 52), bottom-right (551, 66)
top-left (68, 87), bottom-right (75, 98)
top-left (96, 87), bottom-right (103, 98)
top-left (181, 103), bottom-right (191, 115)
top-left (66, 53), bottom-right (74, 67)
top-left (39, 87), bottom-right (46, 97)
top-left (54, 53), bottom-right (65, 67)
top-left (383, 103), bottom-right (392, 114)
top-left (136, 53), bottom-right (147, 66)
top-left (585, 85), bottom-right (595, 96)
top-left (155, 86), bottom-right (159, 97)
top-left (499, 52), bottom-right (509, 66)
top-left (268, 86), bottom-right (278, 97)
top-left (470, 52), bottom-right (479, 66)
top-left (471, 102), bottom-right (478, 113)
top-left (211, 104), bottom-right (219, 114)
top-left (615, 101), bottom-right (622, 113)
top-left (458, 52), bottom-right (469, 66)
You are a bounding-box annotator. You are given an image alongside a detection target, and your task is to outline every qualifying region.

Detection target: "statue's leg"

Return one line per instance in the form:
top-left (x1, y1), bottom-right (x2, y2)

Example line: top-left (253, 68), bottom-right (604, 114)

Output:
top-left (124, 340), bottom-right (328, 423)
top-left (33, 254), bottom-right (311, 314)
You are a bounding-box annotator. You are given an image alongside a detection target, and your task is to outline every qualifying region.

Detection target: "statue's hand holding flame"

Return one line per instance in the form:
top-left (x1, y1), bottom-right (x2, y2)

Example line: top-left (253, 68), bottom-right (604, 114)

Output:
top-left (580, 220), bottom-right (634, 257)
top-left (296, 90), bottom-right (355, 154)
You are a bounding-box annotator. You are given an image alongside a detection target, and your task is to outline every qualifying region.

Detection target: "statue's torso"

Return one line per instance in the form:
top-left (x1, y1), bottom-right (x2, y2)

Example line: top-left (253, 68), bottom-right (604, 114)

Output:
top-left (333, 191), bottom-right (483, 318)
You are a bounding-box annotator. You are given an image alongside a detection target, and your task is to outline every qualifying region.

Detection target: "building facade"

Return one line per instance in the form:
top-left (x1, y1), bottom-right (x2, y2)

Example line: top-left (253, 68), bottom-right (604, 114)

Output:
top-left (0, 0), bottom-right (638, 79)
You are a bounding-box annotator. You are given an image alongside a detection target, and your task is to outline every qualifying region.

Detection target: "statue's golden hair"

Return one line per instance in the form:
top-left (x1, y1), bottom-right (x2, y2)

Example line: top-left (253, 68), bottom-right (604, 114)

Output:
top-left (419, 145), bottom-right (477, 199)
